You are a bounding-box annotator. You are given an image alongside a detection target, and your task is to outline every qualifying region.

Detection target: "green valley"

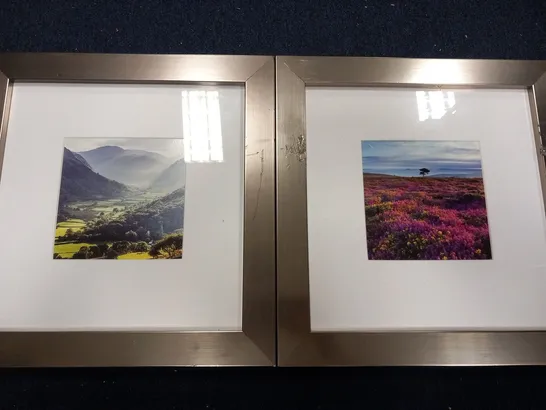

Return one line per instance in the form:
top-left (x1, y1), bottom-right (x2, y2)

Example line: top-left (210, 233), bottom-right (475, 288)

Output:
top-left (54, 143), bottom-right (185, 260)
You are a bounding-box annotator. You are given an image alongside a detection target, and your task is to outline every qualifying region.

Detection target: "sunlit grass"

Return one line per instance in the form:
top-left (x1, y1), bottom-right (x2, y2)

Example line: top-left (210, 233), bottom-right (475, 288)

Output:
top-left (54, 242), bottom-right (94, 258)
top-left (118, 252), bottom-right (153, 260)
top-left (55, 219), bottom-right (86, 237)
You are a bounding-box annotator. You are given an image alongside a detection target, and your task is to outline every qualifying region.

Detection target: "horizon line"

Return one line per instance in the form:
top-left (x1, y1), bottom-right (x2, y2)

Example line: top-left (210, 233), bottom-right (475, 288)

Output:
top-left (363, 172), bottom-right (482, 178)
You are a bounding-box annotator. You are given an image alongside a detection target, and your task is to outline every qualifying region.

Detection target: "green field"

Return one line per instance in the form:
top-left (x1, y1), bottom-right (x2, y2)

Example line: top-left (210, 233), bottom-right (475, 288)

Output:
top-left (91, 206), bottom-right (123, 212)
top-left (54, 243), bottom-right (155, 260)
top-left (54, 242), bottom-right (94, 258)
top-left (55, 219), bottom-right (86, 238)
top-left (118, 252), bottom-right (153, 260)
top-left (55, 191), bottom-right (182, 260)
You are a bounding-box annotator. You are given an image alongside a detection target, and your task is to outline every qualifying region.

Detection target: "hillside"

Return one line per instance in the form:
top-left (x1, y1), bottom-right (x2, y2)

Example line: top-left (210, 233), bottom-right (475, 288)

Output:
top-left (76, 145), bottom-right (123, 166)
top-left (150, 159), bottom-right (185, 193)
top-left (82, 188), bottom-right (185, 242)
top-left (58, 148), bottom-right (131, 203)
top-left (125, 188), bottom-right (185, 235)
top-left (73, 152), bottom-right (92, 169)
top-left (78, 146), bottom-right (171, 187)
top-left (363, 174), bottom-right (490, 260)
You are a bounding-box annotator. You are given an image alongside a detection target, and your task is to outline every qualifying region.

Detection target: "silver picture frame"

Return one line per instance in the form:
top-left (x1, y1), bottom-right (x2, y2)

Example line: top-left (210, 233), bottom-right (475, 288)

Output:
top-left (276, 56), bottom-right (546, 366)
top-left (0, 53), bottom-right (276, 366)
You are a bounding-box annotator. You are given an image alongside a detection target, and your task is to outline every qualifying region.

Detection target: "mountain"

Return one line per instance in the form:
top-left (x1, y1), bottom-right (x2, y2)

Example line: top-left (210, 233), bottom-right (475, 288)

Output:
top-left (58, 148), bottom-right (131, 203)
top-left (77, 146), bottom-right (171, 188)
top-left (73, 152), bottom-right (92, 169)
top-left (149, 159), bottom-right (185, 193)
top-left (84, 188), bottom-right (185, 241)
top-left (363, 173), bottom-right (399, 178)
top-left (76, 146), bottom-right (124, 166)
top-left (125, 188), bottom-right (185, 235)
top-left (429, 172), bottom-right (483, 178)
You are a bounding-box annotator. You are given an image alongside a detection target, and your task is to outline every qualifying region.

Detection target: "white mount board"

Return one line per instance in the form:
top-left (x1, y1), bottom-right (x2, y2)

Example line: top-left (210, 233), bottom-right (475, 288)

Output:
top-left (306, 87), bottom-right (546, 331)
top-left (0, 83), bottom-right (244, 330)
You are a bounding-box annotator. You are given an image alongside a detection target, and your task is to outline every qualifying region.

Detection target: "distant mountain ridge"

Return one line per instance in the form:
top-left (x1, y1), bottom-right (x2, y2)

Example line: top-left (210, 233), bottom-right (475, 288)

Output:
top-left (429, 172), bottom-right (483, 178)
top-left (363, 172), bottom-right (482, 178)
top-left (150, 159), bottom-right (185, 193)
top-left (77, 146), bottom-right (172, 187)
top-left (59, 148), bottom-right (131, 203)
top-left (78, 146), bottom-right (124, 165)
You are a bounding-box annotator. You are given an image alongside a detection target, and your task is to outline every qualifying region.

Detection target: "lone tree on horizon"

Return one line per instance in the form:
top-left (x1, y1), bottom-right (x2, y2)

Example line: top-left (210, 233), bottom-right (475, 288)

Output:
top-left (419, 167), bottom-right (430, 177)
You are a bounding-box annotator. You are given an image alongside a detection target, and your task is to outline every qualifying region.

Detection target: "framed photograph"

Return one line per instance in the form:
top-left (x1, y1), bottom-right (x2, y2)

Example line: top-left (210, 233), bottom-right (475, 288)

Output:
top-left (361, 140), bottom-right (492, 261)
top-left (276, 56), bottom-right (546, 366)
top-left (0, 53), bottom-right (275, 366)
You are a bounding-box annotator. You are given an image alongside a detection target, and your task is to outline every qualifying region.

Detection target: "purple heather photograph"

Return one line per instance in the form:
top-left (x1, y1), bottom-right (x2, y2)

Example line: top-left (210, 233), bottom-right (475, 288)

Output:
top-left (362, 140), bottom-right (492, 260)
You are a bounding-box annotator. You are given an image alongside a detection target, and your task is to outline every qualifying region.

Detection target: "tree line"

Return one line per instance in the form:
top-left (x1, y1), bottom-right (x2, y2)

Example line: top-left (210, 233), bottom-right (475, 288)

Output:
top-left (54, 233), bottom-right (183, 260)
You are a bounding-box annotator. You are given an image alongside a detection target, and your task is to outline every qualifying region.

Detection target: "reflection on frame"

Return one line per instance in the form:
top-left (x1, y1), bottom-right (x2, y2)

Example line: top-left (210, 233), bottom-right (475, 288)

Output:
top-left (416, 90), bottom-right (456, 121)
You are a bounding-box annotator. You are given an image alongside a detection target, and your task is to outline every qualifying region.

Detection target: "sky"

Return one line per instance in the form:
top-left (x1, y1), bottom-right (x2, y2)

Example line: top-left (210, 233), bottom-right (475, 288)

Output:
top-left (361, 140), bottom-right (483, 177)
top-left (64, 138), bottom-right (184, 158)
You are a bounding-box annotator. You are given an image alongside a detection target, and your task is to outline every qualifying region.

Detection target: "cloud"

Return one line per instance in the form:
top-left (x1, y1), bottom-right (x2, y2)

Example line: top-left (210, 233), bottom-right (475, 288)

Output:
top-left (361, 140), bottom-right (483, 177)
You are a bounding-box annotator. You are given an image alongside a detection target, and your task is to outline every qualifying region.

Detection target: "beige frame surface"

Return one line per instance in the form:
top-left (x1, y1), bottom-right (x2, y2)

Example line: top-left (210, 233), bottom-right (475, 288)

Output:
top-left (277, 56), bottom-right (546, 366)
top-left (0, 53), bottom-right (275, 366)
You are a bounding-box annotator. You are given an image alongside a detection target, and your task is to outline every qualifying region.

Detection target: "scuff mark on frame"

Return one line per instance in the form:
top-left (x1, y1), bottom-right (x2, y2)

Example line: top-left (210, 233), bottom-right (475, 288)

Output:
top-left (282, 134), bottom-right (306, 168)
top-left (248, 149), bottom-right (265, 221)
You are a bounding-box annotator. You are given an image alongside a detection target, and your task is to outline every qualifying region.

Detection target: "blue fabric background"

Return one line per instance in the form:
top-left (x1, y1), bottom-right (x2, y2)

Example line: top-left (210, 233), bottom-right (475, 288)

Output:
top-left (1, 0), bottom-right (545, 58)
top-left (1, 0), bottom-right (546, 408)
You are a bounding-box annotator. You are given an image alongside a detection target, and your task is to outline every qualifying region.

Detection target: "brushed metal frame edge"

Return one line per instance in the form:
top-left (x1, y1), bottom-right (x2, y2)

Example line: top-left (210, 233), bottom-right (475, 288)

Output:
top-left (276, 56), bottom-right (546, 366)
top-left (0, 53), bottom-right (275, 367)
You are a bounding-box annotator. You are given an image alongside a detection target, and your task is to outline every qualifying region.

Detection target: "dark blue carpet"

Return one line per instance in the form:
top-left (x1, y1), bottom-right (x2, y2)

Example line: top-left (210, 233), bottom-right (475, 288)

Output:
top-left (0, 0), bottom-right (545, 58)
top-left (1, 0), bottom-right (546, 408)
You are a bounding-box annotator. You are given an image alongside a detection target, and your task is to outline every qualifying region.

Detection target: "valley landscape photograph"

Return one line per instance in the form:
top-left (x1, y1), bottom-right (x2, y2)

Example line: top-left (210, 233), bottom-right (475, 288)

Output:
top-left (362, 140), bottom-right (492, 260)
top-left (54, 138), bottom-right (185, 260)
